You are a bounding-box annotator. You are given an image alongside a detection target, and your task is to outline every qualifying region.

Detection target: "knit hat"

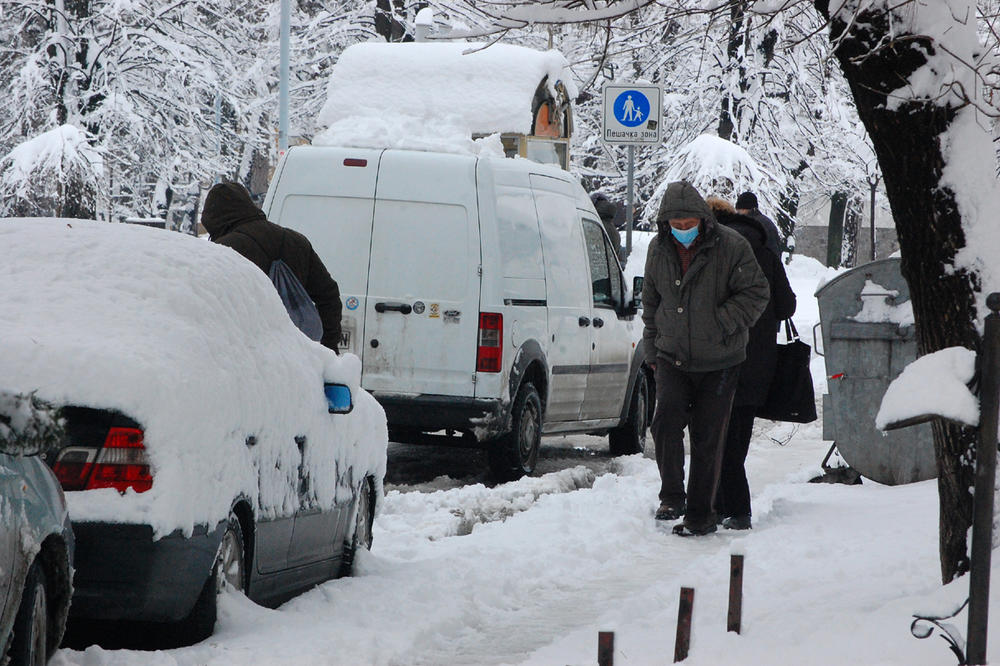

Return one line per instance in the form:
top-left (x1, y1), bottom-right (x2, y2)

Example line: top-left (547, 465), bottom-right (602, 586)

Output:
top-left (735, 191), bottom-right (758, 210)
top-left (656, 181), bottom-right (713, 223)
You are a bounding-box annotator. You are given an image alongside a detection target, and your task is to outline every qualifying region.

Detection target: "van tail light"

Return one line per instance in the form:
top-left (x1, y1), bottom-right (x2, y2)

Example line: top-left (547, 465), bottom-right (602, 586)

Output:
top-left (477, 312), bottom-right (503, 373)
top-left (53, 427), bottom-right (152, 493)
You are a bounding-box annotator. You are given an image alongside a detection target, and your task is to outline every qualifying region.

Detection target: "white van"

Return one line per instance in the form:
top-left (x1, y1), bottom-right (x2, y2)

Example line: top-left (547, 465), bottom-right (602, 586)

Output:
top-left (263, 146), bottom-right (652, 479)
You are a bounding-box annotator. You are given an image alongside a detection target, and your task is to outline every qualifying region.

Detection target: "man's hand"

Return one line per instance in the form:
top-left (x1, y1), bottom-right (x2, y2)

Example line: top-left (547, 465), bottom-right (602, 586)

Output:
top-left (649, 361), bottom-right (656, 371)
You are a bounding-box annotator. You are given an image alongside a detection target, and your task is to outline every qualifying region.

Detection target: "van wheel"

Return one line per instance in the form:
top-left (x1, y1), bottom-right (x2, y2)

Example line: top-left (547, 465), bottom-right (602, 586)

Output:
top-left (8, 561), bottom-right (48, 666)
top-left (489, 382), bottom-right (542, 481)
top-left (609, 370), bottom-right (649, 456)
top-left (340, 476), bottom-right (376, 577)
top-left (178, 512), bottom-right (246, 643)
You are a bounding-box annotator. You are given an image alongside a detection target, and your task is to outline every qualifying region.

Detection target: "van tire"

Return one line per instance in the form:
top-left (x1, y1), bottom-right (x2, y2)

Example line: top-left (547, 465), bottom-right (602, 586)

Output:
top-left (489, 382), bottom-right (542, 481)
top-left (609, 369), bottom-right (649, 456)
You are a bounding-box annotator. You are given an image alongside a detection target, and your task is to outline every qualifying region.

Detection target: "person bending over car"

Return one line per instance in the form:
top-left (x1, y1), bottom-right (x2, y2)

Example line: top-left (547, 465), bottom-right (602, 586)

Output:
top-left (201, 182), bottom-right (342, 352)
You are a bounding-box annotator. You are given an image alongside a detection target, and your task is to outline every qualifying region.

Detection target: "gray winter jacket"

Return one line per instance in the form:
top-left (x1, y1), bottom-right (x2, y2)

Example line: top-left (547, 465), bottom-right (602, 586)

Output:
top-left (642, 182), bottom-right (770, 371)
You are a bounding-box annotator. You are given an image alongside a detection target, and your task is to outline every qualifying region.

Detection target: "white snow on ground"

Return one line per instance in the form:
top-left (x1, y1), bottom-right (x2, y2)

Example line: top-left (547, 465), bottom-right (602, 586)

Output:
top-left (49, 251), bottom-right (996, 665)
top-left (0, 218), bottom-right (387, 537)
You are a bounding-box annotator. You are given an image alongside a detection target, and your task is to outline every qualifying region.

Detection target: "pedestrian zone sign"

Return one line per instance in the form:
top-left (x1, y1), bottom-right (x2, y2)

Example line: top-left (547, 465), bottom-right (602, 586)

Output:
top-left (602, 84), bottom-right (662, 145)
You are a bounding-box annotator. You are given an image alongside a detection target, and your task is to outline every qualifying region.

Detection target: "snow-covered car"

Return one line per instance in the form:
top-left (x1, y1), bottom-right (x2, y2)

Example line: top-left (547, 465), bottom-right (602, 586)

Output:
top-left (0, 218), bottom-right (388, 641)
top-left (0, 391), bottom-right (74, 666)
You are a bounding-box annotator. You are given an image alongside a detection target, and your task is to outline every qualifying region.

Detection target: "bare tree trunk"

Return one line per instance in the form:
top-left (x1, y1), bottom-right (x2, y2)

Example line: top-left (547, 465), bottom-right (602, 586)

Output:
top-left (717, 1), bottom-right (747, 142)
top-left (841, 194), bottom-right (862, 268)
top-left (814, 0), bottom-right (980, 583)
top-left (826, 191), bottom-right (846, 268)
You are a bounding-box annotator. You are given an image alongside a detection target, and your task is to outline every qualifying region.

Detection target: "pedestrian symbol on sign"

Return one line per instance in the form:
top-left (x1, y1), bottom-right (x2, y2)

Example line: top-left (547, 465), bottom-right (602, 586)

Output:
top-left (614, 90), bottom-right (651, 128)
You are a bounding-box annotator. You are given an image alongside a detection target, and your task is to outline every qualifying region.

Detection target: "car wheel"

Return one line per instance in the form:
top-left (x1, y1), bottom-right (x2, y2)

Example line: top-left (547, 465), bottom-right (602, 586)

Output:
top-left (8, 561), bottom-right (48, 666)
top-left (489, 382), bottom-right (542, 481)
top-left (178, 512), bottom-right (246, 643)
top-left (340, 476), bottom-right (376, 577)
top-left (609, 369), bottom-right (649, 456)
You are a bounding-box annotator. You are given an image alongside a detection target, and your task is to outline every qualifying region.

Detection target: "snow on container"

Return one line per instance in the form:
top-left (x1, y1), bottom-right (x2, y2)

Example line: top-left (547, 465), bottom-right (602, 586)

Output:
top-left (814, 258), bottom-right (936, 485)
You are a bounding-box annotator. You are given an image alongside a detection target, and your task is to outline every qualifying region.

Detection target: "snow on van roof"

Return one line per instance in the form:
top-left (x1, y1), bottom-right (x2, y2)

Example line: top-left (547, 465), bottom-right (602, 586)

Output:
top-left (0, 218), bottom-right (387, 537)
top-left (314, 42), bottom-right (576, 153)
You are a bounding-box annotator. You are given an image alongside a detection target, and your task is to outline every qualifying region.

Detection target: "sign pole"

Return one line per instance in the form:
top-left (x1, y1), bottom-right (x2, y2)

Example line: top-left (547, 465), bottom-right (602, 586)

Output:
top-left (626, 144), bottom-right (634, 258)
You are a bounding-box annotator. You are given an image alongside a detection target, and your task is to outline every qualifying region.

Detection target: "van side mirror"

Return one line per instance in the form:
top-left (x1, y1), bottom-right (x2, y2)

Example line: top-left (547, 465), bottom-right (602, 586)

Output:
top-left (324, 383), bottom-right (354, 414)
top-left (632, 276), bottom-right (644, 308)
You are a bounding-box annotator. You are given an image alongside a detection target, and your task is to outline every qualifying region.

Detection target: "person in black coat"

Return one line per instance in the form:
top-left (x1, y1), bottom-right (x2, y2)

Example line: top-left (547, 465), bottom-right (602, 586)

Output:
top-left (590, 192), bottom-right (624, 262)
top-left (201, 182), bottom-right (343, 352)
top-left (707, 196), bottom-right (796, 530)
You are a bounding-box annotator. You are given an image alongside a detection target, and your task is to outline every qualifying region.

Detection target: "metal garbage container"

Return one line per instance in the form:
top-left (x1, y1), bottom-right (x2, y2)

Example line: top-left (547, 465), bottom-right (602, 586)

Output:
top-left (814, 258), bottom-right (936, 485)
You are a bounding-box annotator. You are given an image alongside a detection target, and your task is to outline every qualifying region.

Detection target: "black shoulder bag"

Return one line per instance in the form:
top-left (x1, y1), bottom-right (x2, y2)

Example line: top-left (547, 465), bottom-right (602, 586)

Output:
top-left (756, 319), bottom-right (818, 423)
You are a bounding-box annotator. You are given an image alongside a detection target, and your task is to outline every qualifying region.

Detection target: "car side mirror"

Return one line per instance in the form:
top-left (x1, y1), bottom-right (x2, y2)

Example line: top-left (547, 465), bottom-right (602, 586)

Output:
top-left (0, 392), bottom-right (64, 456)
top-left (324, 383), bottom-right (354, 414)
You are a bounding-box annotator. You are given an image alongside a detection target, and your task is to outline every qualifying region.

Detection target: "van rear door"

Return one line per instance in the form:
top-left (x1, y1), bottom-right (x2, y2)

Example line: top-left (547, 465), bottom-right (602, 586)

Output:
top-left (362, 151), bottom-right (481, 397)
top-left (263, 146), bottom-right (384, 356)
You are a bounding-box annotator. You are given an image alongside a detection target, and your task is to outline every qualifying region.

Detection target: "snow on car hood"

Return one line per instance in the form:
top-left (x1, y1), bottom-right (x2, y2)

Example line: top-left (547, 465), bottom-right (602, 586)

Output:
top-left (0, 218), bottom-right (387, 537)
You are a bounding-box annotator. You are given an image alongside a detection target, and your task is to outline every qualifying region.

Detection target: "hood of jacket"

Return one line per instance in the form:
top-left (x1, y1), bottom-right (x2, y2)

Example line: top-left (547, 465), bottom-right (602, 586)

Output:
top-left (656, 181), bottom-right (714, 225)
top-left (591, 193), bottom-right (618, 223)
top-left (201, 182), bottom-right (267, 239)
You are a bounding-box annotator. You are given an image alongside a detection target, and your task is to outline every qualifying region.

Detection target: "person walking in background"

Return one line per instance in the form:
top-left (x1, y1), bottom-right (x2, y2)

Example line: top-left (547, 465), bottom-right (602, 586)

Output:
top-left (707, 196), bottom-right (797, 530)
top-left (642, 181), bottom-right (769, 537)
top-left (735, 191), bottom-right (781, 258)
top-left (201, 182), bottom-right (343, 352)
top-left (591, 192), bottom-right (624, 262)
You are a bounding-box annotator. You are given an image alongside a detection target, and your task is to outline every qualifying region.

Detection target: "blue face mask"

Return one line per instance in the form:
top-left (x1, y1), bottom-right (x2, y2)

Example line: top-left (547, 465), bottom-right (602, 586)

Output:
top-left (670, 225), bottom-right (699, 247)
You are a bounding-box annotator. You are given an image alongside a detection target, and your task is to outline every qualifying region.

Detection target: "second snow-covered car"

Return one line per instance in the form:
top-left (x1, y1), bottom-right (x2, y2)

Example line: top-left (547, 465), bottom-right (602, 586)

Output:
top-left (0, 391), bottom-right (73, 666)
top-left (0, 218), bottom-right (388, 641)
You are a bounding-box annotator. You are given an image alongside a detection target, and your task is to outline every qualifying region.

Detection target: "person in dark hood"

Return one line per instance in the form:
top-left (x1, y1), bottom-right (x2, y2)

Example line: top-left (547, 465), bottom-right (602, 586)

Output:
top-left (735, 191), bottom-right (781, 258)
top-left (590, 192), bottom-right (623, 262)
top-left (642, 181), bottom-right (769, 537)
top-left (706, 196), bottom-right (796, 530)
top-left (201, 182), bottom-right (342, 352)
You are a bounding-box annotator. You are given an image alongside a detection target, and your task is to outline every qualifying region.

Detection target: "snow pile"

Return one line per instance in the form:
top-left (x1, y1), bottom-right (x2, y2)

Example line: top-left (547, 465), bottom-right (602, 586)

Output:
top-left (849, 279), bottom-right (915, 326)
top-left (876, 346), bottom-right (978, 430)
top-left (0, 218), bottom-right (387, 537)
top-left (314, 42), bottom-right (576, 153)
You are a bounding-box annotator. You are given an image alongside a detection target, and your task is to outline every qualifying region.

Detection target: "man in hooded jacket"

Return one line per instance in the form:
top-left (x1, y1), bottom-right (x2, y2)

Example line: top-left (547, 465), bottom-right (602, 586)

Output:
top-left (590, 192), bottom-right (623, 262)
top-left (201, 182), bottom-right (343, 352)
top-left (642, 181), bottom-right (769, 536)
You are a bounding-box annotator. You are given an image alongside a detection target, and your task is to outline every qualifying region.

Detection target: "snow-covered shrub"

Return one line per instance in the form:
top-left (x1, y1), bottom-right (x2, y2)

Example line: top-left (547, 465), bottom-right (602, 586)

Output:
top-left (0, 125), bottom-right (101, 219)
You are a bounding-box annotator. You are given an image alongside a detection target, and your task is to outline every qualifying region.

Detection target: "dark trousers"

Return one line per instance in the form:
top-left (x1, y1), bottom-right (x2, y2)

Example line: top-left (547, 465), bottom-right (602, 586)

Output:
top-left (652, 362), bottom-right (739, 526)
top-left (715, 405), bottom-right (756, 519)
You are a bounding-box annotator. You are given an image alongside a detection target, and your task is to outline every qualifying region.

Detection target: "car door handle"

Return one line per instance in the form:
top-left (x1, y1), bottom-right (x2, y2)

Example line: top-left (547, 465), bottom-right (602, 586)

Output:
top-left (578, 316), bottom-right (591, 327)
top-left (375, 301), bottom-right (412, 314)
top-left (593, 317), bottom-right (604, 328)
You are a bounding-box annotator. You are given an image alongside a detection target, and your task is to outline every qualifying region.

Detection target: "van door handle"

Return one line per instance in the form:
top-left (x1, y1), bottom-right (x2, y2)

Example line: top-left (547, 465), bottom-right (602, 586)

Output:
top-left (578, 316), bottom-right (591, 327)
top-left (375, 301), bottom-right (412, 314)
top-left (593, 317), bottom-right (604, 328)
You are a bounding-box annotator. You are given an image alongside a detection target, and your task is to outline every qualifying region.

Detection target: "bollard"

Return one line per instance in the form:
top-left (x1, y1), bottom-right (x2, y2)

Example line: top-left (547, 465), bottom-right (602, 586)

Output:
top-left (597, 631), bottom-right (614, 666)
top-left (674, 587), bottom-right (694, 662)
top-left (967, 292), bottom-right (1000, 664)
top-left (728, 554), bottom-right (744, 634)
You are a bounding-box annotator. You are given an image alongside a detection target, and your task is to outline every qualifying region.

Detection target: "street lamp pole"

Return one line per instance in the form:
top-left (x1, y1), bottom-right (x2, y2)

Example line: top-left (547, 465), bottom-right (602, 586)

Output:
top-left (278, 0), bottom-right (289, 153)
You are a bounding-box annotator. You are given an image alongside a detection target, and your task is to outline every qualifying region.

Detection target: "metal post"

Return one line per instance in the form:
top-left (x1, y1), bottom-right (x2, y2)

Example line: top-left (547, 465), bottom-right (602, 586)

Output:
top-left (674, 587), bottom-right (694, 662)
top-left (597, 631), bottom-right (614, 666)
top-left (278, 0), bottom-right (290, 153)
top-left (626, 144), bottom-right (634, 258)
top-left (728, 554), bottom-right (744, 634)
top-left (967, 292), bottom-right (1000, 665)
top-left (869, 179), bottom-right (877, 262)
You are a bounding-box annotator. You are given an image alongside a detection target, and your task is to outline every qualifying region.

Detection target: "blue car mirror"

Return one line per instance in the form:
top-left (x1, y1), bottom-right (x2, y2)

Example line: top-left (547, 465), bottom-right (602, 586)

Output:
top-left (324, 383), bottom-right (353, 414)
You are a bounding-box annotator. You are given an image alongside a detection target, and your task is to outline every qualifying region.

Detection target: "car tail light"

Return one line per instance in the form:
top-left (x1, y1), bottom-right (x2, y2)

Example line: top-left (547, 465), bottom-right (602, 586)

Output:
top-left (54, 427), bottom-right (152, 493)
top-left (477, 312), bottom-right (503, 373)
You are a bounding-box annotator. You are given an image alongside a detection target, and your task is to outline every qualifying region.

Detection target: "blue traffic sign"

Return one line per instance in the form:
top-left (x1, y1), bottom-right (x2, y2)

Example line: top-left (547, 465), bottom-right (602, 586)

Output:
top-left (613, 90), bottom-right (651, 128)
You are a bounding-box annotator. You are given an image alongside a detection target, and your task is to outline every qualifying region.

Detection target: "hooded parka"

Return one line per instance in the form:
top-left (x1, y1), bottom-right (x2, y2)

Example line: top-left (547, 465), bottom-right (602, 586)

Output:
top-left (641, 182), bottom-right (770, 372)
top-left (201, 182), bottom-right (343, 352)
